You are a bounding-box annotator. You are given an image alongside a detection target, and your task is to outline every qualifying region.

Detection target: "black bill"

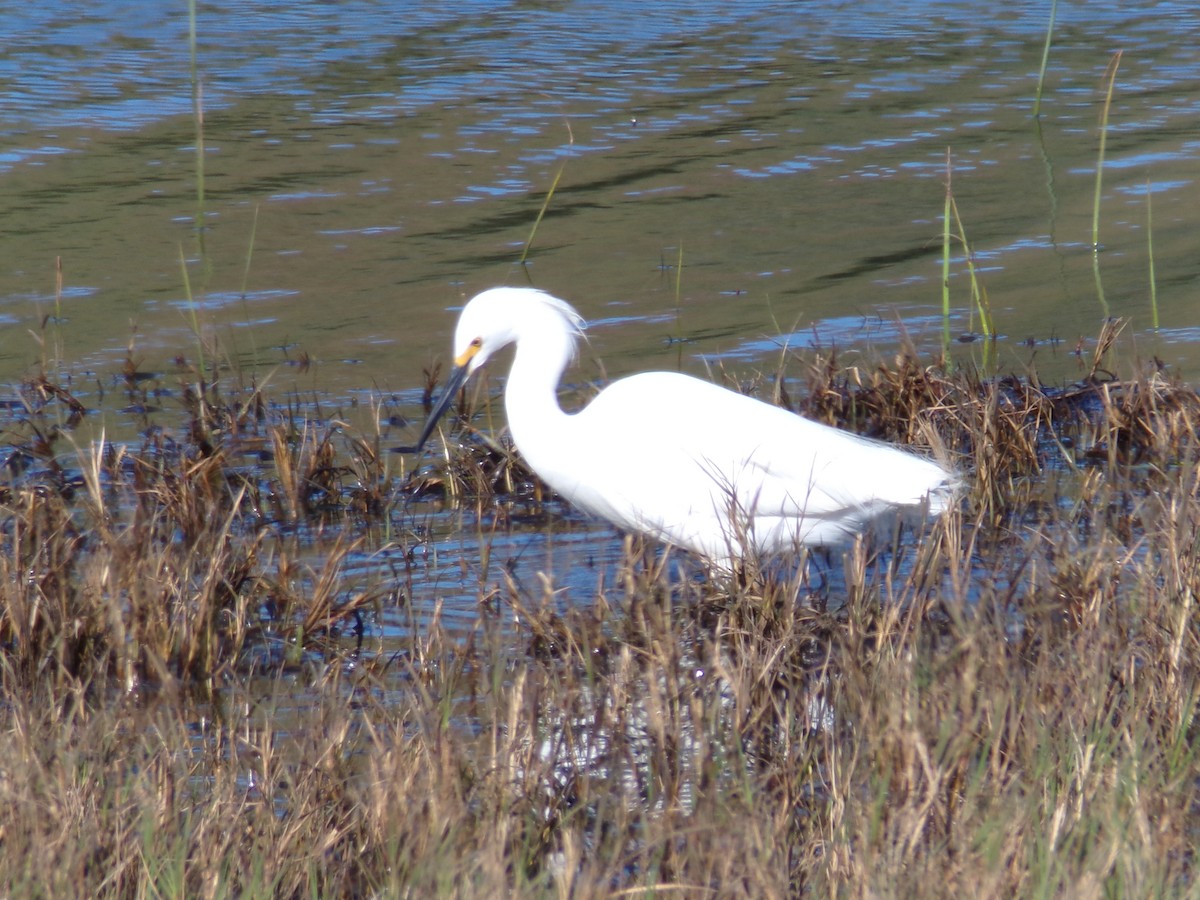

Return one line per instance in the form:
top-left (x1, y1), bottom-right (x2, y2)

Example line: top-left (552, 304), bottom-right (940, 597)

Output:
top-left (395, 362), bottom-right (472, 454)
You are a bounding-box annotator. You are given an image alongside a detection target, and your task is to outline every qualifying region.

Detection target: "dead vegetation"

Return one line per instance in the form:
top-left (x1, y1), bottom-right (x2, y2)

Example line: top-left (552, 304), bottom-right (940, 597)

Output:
top-left (0, 322), bottom-right (1199, 897)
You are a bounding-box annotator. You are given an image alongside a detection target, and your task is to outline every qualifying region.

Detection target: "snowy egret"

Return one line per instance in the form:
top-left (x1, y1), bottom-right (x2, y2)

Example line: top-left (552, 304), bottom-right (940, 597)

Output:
top-left (402, 287), bottom-right (957, 566)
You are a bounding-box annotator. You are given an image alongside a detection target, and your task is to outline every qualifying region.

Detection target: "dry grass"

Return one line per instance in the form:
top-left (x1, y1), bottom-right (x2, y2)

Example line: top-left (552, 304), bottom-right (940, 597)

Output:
top-left (0, 324), bottom-right (1199, 897)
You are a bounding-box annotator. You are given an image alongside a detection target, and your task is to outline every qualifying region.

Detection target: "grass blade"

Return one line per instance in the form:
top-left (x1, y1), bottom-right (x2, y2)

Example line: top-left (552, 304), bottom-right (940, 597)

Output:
top-left (1092, 50), bottom-right (1123, 252)
top-left (942, 150), bottom-right (953, 353)
top-left (1147, 179), bottom-right (1158, 330)
top-left (520, 123), bottom-right (574, 266)
top-left (1033, 0), bottom-right (1058, 117)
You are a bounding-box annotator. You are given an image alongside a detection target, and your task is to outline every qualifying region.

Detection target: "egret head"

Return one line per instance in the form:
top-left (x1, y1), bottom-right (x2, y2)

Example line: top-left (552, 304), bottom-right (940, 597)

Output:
top-left (398, 288), bottom-right (586, 454)
top-left (451, 287), bottom-right (584, 374)
top-left (450, 289), bottom-right (519, 375)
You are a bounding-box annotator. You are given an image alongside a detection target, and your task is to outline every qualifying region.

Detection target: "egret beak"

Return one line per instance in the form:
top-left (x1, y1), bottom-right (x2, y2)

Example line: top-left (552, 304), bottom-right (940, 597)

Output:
top-left (396, 361), bottom-right (473, 454)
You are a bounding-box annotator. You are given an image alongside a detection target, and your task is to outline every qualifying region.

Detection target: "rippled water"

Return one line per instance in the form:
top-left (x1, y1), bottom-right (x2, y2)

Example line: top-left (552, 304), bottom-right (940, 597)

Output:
top-left (2, 0), bottom-right (1199, 631)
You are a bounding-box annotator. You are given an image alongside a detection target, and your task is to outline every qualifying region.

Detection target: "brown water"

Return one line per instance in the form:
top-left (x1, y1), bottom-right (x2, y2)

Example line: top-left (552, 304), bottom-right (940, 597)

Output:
top-left (2, 1), bottom-right (1200, 625)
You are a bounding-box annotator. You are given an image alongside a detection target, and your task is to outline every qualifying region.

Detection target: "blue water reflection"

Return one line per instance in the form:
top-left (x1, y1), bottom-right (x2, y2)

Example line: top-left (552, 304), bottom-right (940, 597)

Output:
top-left (4, 1), bottom-right (1198, 152)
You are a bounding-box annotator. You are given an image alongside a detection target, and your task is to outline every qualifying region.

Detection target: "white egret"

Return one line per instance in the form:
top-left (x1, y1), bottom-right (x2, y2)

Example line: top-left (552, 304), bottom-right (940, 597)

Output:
top-left (402, 287), bottom-right (957, 566)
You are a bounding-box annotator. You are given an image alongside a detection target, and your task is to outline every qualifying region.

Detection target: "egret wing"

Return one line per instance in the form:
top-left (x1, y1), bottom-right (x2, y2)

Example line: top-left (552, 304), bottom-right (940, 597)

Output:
top-left (581, 371), bottom-right (944, 521)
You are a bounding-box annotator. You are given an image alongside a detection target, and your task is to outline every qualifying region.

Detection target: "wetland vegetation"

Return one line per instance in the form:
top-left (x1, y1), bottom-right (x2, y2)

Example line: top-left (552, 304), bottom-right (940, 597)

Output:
top-left (2, 318), bottom-right (1199, 897)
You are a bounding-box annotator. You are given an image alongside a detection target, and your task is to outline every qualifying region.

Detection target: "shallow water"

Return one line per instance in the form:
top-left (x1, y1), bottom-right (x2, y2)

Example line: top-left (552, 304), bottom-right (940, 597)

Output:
top-left (2, 0), bottom-right (1200, 634)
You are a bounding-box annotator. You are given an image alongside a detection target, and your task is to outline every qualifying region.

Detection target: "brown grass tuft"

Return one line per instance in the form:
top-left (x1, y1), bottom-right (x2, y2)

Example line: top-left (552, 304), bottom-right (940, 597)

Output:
top-left (0, 325), bottom-right (1199, 895)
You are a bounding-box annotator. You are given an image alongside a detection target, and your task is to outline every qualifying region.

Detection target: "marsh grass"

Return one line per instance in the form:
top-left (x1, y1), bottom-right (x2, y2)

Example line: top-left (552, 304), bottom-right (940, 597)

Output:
top-left (942, 152), bottom-right (995, 349)
top-left (520, 123), bottom-right (574, 267)
top-left (1032, 0), bottom-right (1058, 118)
top-left (1146, 181), bottom-right (1159, 330)
top-left (1092, 50), bottom-right (1123, 254)
top-left (1, 326), bottom-right (1200, 897)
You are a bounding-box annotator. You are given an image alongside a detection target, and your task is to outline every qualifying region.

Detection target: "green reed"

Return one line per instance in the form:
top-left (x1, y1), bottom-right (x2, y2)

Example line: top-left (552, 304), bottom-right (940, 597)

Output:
top-left (236, 205), bottom-right (264, 370)
top-left (188, 0), bottom-right (205, 220)
top-left (1092, 50), bottom-right (1122, 252)
top-left (240, 204), bottom-right (260, 300)
top-left (942, 162), bottom-right (953, 351)
top-left (942, 153), bottom-right (994, 350)
top-left (1033, 0), bottom-right (1058, 117)
top-left (520, 123), bottom-right (574, 266)
top-left (1146, 180), bottom-right (1159, 330)
top-left (178, 244), bottom-right (206, 383)
top-left (44, 255), bottom-right (66, 376)
top-left (674, 242), bottom-right (685, 369)
top-left (1089, 52), bottom-right (1122, 317)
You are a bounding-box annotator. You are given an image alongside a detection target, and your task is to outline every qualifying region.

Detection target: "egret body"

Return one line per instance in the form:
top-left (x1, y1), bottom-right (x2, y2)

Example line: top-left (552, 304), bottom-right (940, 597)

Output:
top-left (405, 287), bottom-right (956, 566)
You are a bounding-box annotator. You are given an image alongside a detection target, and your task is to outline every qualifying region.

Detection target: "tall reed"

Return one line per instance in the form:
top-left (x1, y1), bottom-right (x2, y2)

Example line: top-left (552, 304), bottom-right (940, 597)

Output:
top-left (941, 155), bottom-right (953, 352)
top-left (1146, 180), bottom-right (1159, 330)
top-left (188, 0), bottom-right (205, 223)
top-left (1092, 50), bottom-right (1123, 252)
top-left (942, 152), bottom-right (994, 347)
top-left (178, 244), bottom-right (206, 383)
top-left (520, 123), bottom-right (574, 266)
top-left (673, 241), bottom-right (685, 370)
top-left (1033, 0), bottom-right (1058, 117)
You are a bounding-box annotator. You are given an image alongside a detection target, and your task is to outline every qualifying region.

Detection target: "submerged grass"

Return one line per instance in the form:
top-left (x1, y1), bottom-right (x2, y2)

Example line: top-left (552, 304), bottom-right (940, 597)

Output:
top-left (1, 325), bottom-right (1200, 896)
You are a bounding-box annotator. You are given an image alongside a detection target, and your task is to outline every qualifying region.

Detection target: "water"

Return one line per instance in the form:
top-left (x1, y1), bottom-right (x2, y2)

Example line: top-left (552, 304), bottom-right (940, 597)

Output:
top-left (2, 0), bottom-right (1199, 632)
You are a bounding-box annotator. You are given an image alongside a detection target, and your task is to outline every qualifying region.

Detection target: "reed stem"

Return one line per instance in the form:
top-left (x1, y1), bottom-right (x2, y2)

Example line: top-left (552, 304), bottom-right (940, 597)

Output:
top-left (520, 123), bottom-right (574, 265)
top-left (1146, 180), bottom-right (1158, 330)
top-left (1092, 50), bottom-right (1122, 252)
top-left (1033, 0), bottom-right (1058, 117)
top-left (942, 151), bottom-right (953, 351)
top-left (179, 245), bottom-right (206, 383)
